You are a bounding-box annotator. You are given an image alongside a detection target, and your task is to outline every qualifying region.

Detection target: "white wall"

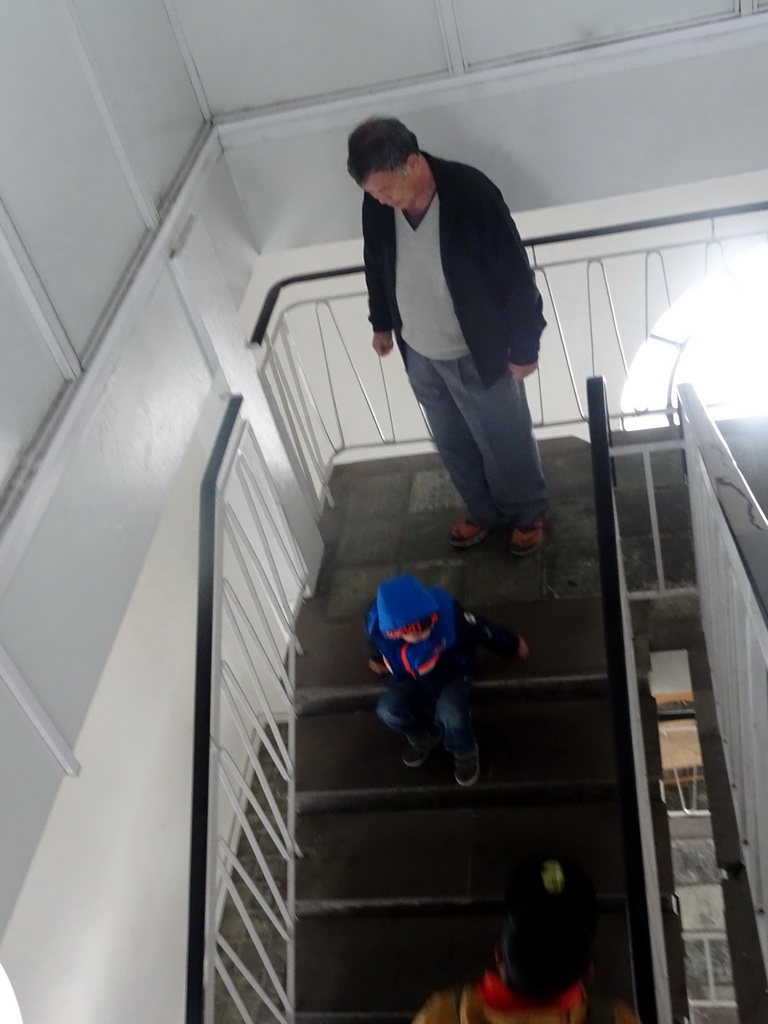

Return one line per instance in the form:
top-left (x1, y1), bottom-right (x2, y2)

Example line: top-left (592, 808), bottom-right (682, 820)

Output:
top-left (0, 421), bottom-right (214, 1024)
top-left (0, 129), bottom-right (323, 1024)
top-left (172, 208), bottom-right (324, 585)
top-left (219, 17), bottom-right (768, 251)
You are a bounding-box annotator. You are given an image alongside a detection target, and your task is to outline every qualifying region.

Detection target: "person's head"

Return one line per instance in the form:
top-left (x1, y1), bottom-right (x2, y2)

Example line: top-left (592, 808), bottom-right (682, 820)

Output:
top-left (498, 855), bottom-right (598, 998)
top-left (376, 574), bottom-right (439, 643)
top-left (347, 117), bottom-right (425, 209)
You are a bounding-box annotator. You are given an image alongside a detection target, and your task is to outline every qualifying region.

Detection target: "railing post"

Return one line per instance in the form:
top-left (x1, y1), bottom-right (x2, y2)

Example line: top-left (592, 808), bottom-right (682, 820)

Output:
top-left (587, 375), bottom-right (660, 1024)
top-left (186, 396), bottom-right (244, 1024)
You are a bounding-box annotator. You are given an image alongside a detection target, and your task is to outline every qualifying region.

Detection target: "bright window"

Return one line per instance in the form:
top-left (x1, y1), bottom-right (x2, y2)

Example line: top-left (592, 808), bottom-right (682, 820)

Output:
top-left (622, 243), bottom-right (768, 423)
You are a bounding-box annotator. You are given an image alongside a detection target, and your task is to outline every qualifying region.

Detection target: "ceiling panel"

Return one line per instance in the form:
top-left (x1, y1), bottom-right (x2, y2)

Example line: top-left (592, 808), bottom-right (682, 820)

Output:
top-left (70, 0), bottom-right (204, 207)
top-left (0, 2), bottom-right (147, 351)
top-left (172, 0), bottom-right (449, 114)
top-left (0, 257), bottom-right (67, 495)
top-left (454, 0), bottom-right (735, 69)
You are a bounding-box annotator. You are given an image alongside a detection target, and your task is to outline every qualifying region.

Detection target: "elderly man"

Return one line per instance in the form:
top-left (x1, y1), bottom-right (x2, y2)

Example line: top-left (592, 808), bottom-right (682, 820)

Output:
top-left (347, 117), bottom-right (548, 555)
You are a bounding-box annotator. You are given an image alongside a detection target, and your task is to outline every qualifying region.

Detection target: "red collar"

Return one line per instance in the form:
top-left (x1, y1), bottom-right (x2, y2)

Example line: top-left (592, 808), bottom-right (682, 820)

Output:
top-left (475, 971), bottom-right (585, 1012)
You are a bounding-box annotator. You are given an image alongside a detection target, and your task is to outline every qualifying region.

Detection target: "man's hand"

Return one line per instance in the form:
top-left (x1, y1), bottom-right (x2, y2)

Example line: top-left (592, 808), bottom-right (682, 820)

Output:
top-left (372, 331), bottom-right (394, 357)
top-left (517, 636), bottom-right (530, 660)
top-left (368, 658), bottom-right (389, 677)
top-left (508, 361), bottom-right (539, 382)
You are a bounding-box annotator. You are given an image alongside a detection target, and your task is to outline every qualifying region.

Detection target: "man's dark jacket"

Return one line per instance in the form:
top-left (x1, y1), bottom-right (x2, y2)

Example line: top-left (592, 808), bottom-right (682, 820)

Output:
top-left (362, 153), bottom-right (546, 387)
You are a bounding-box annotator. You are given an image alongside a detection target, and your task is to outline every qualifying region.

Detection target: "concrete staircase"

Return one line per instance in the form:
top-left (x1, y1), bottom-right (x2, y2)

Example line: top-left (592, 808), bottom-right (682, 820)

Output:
top-left (290, 438), bottom-right (686, 1022)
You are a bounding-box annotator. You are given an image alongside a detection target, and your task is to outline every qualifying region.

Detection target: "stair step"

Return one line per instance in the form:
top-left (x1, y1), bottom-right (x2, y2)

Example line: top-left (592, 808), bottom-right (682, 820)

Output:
top-left (297, 673), bottom-right (609, 716)
top-left (295, 596), bottom-right (607, 690)
top-left (295, 911), bottom-right (634, 1013)
top-left (297, 779), bottom-right (620, 815)
top-left (296, 893), bottom-right (630, 918)
top-left (296, 802), bottom-right (631, 904)
top-left (296, 697), bottom-right (622, 796)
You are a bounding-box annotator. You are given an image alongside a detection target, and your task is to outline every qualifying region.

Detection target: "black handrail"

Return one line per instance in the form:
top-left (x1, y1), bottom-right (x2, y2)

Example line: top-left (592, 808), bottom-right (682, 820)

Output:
top-left (249, 199), bottom-right (768, 347)
top-left (587, 375), bottom-right (659, 1024)
top-left (186, 394), bottom-right (243, 1024)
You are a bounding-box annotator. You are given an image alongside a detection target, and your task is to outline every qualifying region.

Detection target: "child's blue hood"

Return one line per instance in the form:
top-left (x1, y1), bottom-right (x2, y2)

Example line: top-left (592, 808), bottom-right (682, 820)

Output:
top-left (376, 574), bottom-right (439, 632)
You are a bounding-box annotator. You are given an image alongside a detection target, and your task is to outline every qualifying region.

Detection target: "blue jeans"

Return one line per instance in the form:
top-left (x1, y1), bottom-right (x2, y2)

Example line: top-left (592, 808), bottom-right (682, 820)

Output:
top-left (376, 676), bottom-right (476, 755)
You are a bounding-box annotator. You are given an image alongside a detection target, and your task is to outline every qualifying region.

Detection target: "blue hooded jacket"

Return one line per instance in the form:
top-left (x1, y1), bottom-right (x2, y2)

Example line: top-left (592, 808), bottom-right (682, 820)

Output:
top-left (366, 574), bottom-right (457, 679)
top-left (366, 574), bottom-right (522, 682)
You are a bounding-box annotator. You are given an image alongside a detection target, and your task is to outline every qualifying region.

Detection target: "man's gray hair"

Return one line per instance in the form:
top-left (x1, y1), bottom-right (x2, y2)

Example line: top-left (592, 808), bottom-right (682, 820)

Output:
top-left (347, 117), bottom-right (420, 185)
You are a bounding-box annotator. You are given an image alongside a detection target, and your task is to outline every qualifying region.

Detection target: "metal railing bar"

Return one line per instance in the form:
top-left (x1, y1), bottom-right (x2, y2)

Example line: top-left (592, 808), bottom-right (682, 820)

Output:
top-left (586, 262), bottom-right (597, 378)
top-left (268, 350), bottom-right (327, 498)
top-left (319, 300), bottom-right (390, 443)
top-left (251, 265), bottom-right (366, 347)
top-left (215, 954), bottom-right (260, 1024)
top-left (221, 662), bottom-right (292, 780)
top-left (260, 373), bottom-right (323, 521)
top-left (186, 395), bottom-right (244, 1024)
top-left (241, 426), bottom-right (309, 580)
top-left (644, 251), bottom-right (672, 349)
top-left (536, 267), bottom-right (584, 419)
top-left (217, 939), bottom-right (289, 1024)
top-left (236, 452), bottom-right (306, 591)
top-left (588, 258), bottom-right (629, 377)
top-left (377, 343), bottom-right (397, 442)
top-left (529, 234), bottom-right (760, 274)
top-left (643, 450), bottom-right (667, 592)
top-left (218, 841), bottom-right (290, 941)
top-left (679, 382), bottom-right (768, 633)
top-left (285, 708), bottom-right (298, 1009)
top-left (276, 291), bottom-right (366, 323)
top-left (218, 769), bottom-right (292, 931)
top-left (314, 305), bottom-right (348, 449)
top-left (217, 896), bottom-right (291, 1009)
top-left (704, 237), bottom-right (727, 278)
top-left (225, 506), bottom-right (294, 644)
top-left (223, 589), bottom-right (291, 708)
top-left (281, 320), bottom-right (341, 460)
top-left (263, 230), bottom-right (768, 334)
top-left (218, 706), bottom-right (292, 850)
top-left (222, 616), bottom-right (291, 748)
top-left (588, 375), bottom-right (659, 1024)
top-left (222, 576), bottom-right (290, 692)
top-left (522, 200), bottom-right (768, 248)
top-left (218, 743), bottom-right (291, 860)
top-left (249, 200), bottom-right (768, 346)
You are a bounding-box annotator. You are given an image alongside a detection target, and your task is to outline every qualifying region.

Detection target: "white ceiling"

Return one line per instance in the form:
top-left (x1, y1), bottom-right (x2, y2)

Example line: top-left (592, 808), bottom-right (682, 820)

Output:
top-left (170, 0), bottom-right (737, 117)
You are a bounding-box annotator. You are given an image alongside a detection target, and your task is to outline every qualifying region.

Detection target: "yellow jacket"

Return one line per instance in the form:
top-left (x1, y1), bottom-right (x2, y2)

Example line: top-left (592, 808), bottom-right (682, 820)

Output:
top-left (412, 984), bottom-right (642, 1024)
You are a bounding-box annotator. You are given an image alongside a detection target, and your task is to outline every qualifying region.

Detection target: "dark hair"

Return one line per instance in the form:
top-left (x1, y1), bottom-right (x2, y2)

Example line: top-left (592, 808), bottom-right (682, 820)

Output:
top-left (347, 117), bottom-right (420, 185)
top-left (500, 855), bottom-right (598, 997)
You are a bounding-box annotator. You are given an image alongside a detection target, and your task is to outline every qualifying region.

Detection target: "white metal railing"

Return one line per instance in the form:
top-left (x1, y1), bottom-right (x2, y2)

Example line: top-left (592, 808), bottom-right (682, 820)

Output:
top-left (256, 206), bottom-right (768, 516)
top-left (588, 375), bottom-right (672, 1024)
top-left (618, 546), bottom-right (675, 1024)
top-left (679, 381), bottom-right (768, 974)
top-left (608, 436), bottom-right (695, 602)
top-left (189, 397), bottom-right (308, 1024)
top-left (685, 930), bottom-right (738, 1021)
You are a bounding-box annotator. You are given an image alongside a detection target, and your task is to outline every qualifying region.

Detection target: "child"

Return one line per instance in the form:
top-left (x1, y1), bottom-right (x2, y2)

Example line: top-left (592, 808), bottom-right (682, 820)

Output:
top-left (412, 854), bottom-right (643, 1024)
top-left (365, 573), bottom-right (529, 787)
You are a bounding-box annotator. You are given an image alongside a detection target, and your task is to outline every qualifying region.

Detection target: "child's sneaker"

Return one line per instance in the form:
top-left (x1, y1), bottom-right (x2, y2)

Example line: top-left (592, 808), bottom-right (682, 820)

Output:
top-left (454, 746), bottom-right (480, 786)
top-left (449, 518), bottom-right (489, 548)
top-left (402, 731), bottom-right (441, 767)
